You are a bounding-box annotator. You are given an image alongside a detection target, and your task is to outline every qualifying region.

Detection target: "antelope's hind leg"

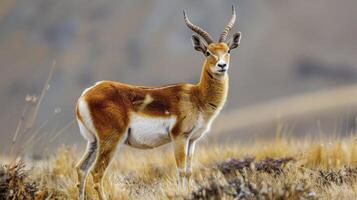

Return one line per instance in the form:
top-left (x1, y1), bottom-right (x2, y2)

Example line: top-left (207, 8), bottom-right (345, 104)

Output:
top-left (76, 123), bottom-right (98, 200)
top-left (90, 131), bottom-right (126, 200)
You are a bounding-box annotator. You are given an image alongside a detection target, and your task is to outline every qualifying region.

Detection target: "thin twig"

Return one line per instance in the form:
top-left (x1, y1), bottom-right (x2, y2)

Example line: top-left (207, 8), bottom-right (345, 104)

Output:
top-left (24, 111), bottom-right (59, 149)
top-left (12, 103), bottom-right (29, 143)
top-left (49, 119), bottom-right (76, 143)
top-left (26, 60), bottom-right (56, 129)
top-left (9, 103), bottom-right (29, 156)
top-left (33, 120), bottom-right (59, 147)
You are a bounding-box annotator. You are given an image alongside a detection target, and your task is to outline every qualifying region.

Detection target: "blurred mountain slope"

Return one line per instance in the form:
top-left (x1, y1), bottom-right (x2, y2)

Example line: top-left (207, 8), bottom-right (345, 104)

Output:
top-left (0, 0), bottom-right (357, 145)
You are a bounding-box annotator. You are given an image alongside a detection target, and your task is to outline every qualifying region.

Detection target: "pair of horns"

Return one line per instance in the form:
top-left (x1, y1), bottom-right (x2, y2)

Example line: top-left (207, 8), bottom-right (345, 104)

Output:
top-left (183, 6), bottom-right (236, 44)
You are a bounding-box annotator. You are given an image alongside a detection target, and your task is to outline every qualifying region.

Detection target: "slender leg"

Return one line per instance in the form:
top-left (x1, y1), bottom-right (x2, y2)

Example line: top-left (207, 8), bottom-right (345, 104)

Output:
top-left (90, 134), bottom-right (123, 200)
top-left (76, 139), bottom-right (98, 200)
top-left (76, 121), bottom-right (98, 200)
top-left (185, 139), bottom-right (197, 189)
top-left (172, 135), bottom-right (189, 191)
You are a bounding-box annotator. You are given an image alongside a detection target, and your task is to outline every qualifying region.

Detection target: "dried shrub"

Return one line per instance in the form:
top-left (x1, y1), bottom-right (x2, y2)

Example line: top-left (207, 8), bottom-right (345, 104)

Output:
top-left (185, 157), bottom-right (316, 200)
top-left (318, 166), bottom-right (357, 186)
top-left (216, 157), bottom-right (294, 177)
top-left (0, 160), bottom-right (37, 199)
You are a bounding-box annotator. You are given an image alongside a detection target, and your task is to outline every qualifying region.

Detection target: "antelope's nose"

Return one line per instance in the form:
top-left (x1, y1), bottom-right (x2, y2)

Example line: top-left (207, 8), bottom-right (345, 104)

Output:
top-left (217, 63), bottom-right (227, 69)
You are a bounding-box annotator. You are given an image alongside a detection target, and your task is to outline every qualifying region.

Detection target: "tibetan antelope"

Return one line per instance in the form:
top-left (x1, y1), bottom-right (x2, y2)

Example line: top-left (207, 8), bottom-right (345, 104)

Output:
top-left (76, 6), bottom-right (241, 200)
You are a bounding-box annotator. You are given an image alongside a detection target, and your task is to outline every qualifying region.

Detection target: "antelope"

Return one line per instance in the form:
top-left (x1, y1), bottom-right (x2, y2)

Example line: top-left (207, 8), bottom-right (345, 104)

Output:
top-left (75, 6), bottom-right (241, 200)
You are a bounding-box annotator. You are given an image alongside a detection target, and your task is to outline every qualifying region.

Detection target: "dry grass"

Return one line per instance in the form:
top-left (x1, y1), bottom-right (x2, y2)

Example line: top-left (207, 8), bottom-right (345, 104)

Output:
top-left (2, 135), bottom-right (357, 199)
top-left (3, 60), bottom-right (356, 199)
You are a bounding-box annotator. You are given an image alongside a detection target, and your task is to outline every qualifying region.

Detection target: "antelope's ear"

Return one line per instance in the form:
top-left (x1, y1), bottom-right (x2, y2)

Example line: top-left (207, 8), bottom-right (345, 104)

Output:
top-left (191, 34), bottom-right (207, 55)
top-left (229, 32), bottom-right (241, 50)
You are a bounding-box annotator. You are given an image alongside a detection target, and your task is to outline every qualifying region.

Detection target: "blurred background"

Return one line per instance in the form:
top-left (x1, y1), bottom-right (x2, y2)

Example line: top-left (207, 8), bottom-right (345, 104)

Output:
top-left (1, 0), bottom-right (357, 155)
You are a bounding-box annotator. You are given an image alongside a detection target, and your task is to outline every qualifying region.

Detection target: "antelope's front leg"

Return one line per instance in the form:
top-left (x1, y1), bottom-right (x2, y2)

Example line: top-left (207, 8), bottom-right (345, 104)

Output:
top-left (172, 135), bottom-right (189, 190)
top-left (185, 139), bottom-right (197, 189)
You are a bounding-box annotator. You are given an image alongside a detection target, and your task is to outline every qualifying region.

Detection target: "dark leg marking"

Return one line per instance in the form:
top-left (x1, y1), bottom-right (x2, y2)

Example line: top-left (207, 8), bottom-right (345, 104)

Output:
top-left (80, 139), bottom-right (98, 171)
top-left (183, 126), bottom-right (195, 137)
top-left (125, 128), bottom-right (132, 145)
top-left (208, 103), bottom-right (217, 110)
top-left (77, 138), bottom-right (98, 200)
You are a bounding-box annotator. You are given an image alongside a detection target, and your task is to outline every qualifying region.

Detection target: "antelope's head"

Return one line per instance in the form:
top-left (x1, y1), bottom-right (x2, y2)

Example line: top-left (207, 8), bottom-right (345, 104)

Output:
top-left (184, 6), bottom-right (241, 75)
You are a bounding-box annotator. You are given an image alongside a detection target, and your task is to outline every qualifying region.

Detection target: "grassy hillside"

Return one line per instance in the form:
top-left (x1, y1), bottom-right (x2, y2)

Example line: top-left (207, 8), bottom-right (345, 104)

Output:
top-left (2, 135), bottom-right (357, 199)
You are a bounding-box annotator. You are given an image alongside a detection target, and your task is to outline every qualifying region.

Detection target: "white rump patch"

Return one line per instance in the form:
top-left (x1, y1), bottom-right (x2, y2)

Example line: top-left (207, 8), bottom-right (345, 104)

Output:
top-left (126, 114), bottom-right (176, 149)
top-left (77, 119), bottom-right (95, 142)
top-left (77, 98), bottom-right (97, 141)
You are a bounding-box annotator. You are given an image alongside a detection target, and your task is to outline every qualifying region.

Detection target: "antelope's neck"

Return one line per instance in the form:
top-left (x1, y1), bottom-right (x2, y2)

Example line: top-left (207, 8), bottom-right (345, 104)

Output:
top-left (196, 61), bottom-right (229, 115)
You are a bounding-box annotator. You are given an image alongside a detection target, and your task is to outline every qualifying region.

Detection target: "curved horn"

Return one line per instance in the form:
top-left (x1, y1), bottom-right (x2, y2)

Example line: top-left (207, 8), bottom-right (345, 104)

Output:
top-left (183, 10), bottom-right (214, 44)
top-left (219, 6), bottom-right (236, 43)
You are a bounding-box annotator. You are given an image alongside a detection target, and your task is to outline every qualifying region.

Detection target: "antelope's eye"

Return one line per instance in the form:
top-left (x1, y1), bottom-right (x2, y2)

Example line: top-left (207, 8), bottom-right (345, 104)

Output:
top-left (205, 51), bottom-right (210, 57)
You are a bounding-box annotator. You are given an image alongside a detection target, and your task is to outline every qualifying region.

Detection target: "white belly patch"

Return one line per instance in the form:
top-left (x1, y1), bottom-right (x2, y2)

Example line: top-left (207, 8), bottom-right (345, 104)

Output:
top-left (125, 114), bottom-right (176, 149)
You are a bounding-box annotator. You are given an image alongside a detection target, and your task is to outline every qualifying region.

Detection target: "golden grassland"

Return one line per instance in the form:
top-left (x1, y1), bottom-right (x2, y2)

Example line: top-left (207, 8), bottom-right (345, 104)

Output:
top-left (5, 62), bottom-right (357, 199)
top-left (2, 134), bottom-right (357, 199)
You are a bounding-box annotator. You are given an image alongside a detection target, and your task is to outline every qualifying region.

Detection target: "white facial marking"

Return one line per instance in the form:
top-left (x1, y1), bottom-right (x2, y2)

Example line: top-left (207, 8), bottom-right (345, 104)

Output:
top-left (214, 54), bottom-right (229, 73)
top-left (217, 59), bottom-right (226, 66)
top-left (126, 114), bottom-right (176, 149)
top-left (209, 51), bottom-right (218, 60)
